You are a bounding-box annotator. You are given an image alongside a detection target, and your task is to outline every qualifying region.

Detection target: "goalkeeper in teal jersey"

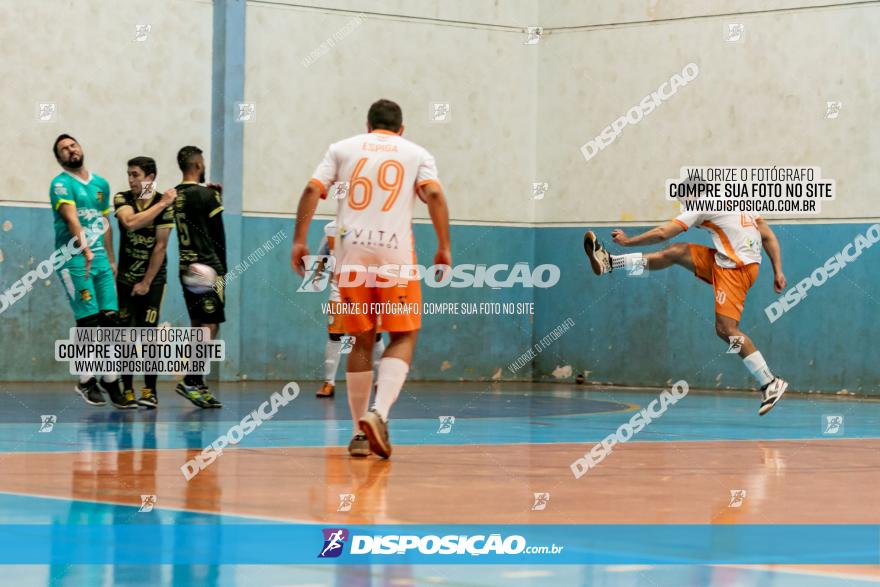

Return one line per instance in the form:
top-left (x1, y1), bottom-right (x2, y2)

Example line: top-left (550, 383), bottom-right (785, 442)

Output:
top-left (50, 134), bottom-right (126, 408)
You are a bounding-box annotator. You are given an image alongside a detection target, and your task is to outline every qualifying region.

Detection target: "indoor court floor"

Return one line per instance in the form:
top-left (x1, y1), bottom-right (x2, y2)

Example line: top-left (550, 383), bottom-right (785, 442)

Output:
top-left (0, 381), bottom-right (878, 586)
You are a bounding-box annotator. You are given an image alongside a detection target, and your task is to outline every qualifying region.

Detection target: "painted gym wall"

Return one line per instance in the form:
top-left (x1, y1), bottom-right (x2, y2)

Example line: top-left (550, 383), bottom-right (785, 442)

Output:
top-left (0, 0), bottom-right (214, 207)
top-left (531, 1), bottom-right (880, 393)
top-left (242, 0), bottom-right (539, 222)
top-left (535, 0), bottom-right (879, 223)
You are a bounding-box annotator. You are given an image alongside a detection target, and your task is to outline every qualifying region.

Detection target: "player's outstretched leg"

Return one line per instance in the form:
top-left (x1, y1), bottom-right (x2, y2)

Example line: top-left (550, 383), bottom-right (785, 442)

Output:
top-left (345, 330), bottom-right (375, 457)
top-left (359, 330), bottom-right (416, 459)
top-left (715, 314), bottom-right (788, 415)
top-left (584, 231), bottom-right (694, 276)
top-left (317, 333), bottom-right (343, 398)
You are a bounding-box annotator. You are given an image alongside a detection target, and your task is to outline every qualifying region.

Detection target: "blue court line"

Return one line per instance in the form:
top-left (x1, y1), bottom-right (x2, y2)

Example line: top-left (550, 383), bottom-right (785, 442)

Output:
top-left (1, 390), bottom-right (877, 453)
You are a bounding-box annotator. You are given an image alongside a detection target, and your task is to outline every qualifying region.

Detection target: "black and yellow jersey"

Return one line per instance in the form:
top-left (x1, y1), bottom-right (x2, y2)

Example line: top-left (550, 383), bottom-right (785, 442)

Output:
top-left (173, 182), bottom-right (227, 276)
top-left (113, 190), bottom-right (174, 286)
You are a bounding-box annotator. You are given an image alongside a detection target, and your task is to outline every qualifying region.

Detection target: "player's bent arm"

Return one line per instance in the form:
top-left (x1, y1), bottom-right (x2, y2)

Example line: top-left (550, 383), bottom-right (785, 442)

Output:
top-left (420, 182), bottom-right (451, 258)
top-left (116, 188), bottom-right (176, 232)
top-left (116, 204), bottom-right (170, 232)
top-left (139, 227), bottom-right (171, 287)
top-left (622, 220), bottom-right (684, 247)
top-left (756, 217), bottom-right (783, 275)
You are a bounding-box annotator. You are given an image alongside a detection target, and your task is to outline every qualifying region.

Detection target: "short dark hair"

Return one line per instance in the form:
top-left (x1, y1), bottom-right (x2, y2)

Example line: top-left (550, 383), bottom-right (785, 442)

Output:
top-left (53, 134), bottom-right (78, 159)
top-left (127, 156), bottom-right (157, 178)
top-left (368, 99), bottom-right (403, 132)
top-left (177, 146), bottom-right (203, 172)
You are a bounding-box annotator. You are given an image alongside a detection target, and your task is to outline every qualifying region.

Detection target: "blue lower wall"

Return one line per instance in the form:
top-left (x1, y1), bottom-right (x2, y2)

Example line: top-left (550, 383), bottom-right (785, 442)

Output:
top-left (1, 205), bottom-right (878, 394)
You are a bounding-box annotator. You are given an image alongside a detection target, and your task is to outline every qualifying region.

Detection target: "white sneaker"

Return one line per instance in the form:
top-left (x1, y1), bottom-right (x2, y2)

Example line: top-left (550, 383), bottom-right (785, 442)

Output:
top-left (583, 231), bottom-right (612, 275)
top-left (759, 378), bottom-right (788, 416)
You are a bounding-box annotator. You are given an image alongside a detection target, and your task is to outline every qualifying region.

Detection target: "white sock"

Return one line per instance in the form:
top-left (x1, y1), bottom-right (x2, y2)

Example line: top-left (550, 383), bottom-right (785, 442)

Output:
top-left (372, 335), bottom-right (386, 374)
top-left (373, 357), bottom-right (409, 421)
top-left (611, 252), bottom-right (644, 270)
top-left (324, 339), bottom-right (343, 384)
top-left (102, 373), bottom-right (118, 383)
top-left (743, 351), bottom-right (774, 387)
top-left (346, 370), bottom-right (373, 436)
top-left (79, 373), bottom-right (93, 384)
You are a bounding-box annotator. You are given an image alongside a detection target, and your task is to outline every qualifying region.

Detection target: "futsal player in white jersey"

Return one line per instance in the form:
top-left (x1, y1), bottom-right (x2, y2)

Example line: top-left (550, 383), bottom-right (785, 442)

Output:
top-left (292, 99), bottom-right (452, 457)
top-left (314, 220), bottom-right (386, 400)
top-left (583, 210), bottom-right (789, 415)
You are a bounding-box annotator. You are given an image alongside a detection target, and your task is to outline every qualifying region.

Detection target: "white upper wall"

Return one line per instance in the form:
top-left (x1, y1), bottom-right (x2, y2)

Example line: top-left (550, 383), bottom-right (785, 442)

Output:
top-left (4, 0), bottom-right (872, 226)
top-left (536, 1), bottom-right (879, 223)
top-left (279, 0), bottom-right (536, 26)
top-left (0, 0), bottom-right (212, 204)
top-left (539, 0), bottom-right (868, 28)
top-left (243, 1), bottom-right (539, 222)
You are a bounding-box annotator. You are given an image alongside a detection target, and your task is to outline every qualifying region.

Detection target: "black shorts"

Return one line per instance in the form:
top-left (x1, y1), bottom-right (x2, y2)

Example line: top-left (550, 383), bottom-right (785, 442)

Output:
top-left (117, 282), bottom-right (165, 327)
top-left (181, 276), bottom-right (226, 324)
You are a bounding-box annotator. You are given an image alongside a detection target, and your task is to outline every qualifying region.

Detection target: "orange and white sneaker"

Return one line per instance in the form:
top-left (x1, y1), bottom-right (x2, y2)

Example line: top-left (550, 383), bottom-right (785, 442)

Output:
top-left (316, 382), bottom-right (335, 398)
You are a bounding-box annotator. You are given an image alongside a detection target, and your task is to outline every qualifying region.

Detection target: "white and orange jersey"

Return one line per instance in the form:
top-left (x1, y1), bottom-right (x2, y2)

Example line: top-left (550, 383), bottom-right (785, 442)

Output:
top-left (673, 211), bottom-right (762, 268)
top-left (309, 129), bottom-right (440, 271)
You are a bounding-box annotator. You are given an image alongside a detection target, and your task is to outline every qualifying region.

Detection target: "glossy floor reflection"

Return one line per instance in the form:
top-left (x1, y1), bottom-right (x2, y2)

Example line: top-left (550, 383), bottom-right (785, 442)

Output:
top-left (0, 381), bottom-right (878, 586)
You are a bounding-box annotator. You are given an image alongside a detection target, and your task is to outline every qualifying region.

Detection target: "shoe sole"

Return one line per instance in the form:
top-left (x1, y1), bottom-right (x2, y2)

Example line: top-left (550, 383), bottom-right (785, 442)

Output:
top-left (316, 391), bottom-right (335, 398)
top-left (111, 402), bottom-right (138, 410)
top-left (137, 400), bottom-right (158, 409)
top-left (359, 412), bottom-right (392, 459)
top-left (74, 386), bottom-right (106, 406)
top-left (759, 381), bottom-right (788, 416)
top-left (197, 387), bottom-right (223, 408)
top-left (175, 386), bottom-right (209, 408)
top-left (583, 231), bottom-right (604, 275)
top-left (348, 445), bottom-right (371, 458)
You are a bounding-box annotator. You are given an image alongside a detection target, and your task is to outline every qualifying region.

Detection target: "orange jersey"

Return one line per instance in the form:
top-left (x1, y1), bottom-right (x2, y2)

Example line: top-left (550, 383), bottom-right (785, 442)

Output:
top-left (310, 130), bottom-right (441, 272)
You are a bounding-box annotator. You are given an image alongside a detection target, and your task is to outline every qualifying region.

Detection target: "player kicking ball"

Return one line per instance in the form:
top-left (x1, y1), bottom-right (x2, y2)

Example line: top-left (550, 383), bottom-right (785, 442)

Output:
top-left (582, 210), bottom-right (789, 415)
top-left (292, 99), bottom-right (451, 458)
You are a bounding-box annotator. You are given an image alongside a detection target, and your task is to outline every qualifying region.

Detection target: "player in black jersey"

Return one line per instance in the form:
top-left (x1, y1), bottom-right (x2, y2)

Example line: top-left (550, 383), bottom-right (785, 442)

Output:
top-left (174, 146), bottom-right (226, 408)
top-left (113, 156), bottom-right (177, 409)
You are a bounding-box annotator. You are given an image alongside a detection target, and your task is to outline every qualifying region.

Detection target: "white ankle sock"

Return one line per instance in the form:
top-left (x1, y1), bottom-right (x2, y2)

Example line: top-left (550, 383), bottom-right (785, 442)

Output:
top-left (743, 351), bottom-right (774, 387)
top-left (324, 339), bottom-right (343, 383)
top-left (102, 373), bottom-right (118, 383)
top-left (79, 373), bottom-right (93, 384)
top-left (611, 252), bottom-right (644, 270)
top-left (345, 370), bottom-right (373, 436)
top-left (372, 357), bottom-right (409, 421)
top-left (372, 336), bottom-right (386, 373)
